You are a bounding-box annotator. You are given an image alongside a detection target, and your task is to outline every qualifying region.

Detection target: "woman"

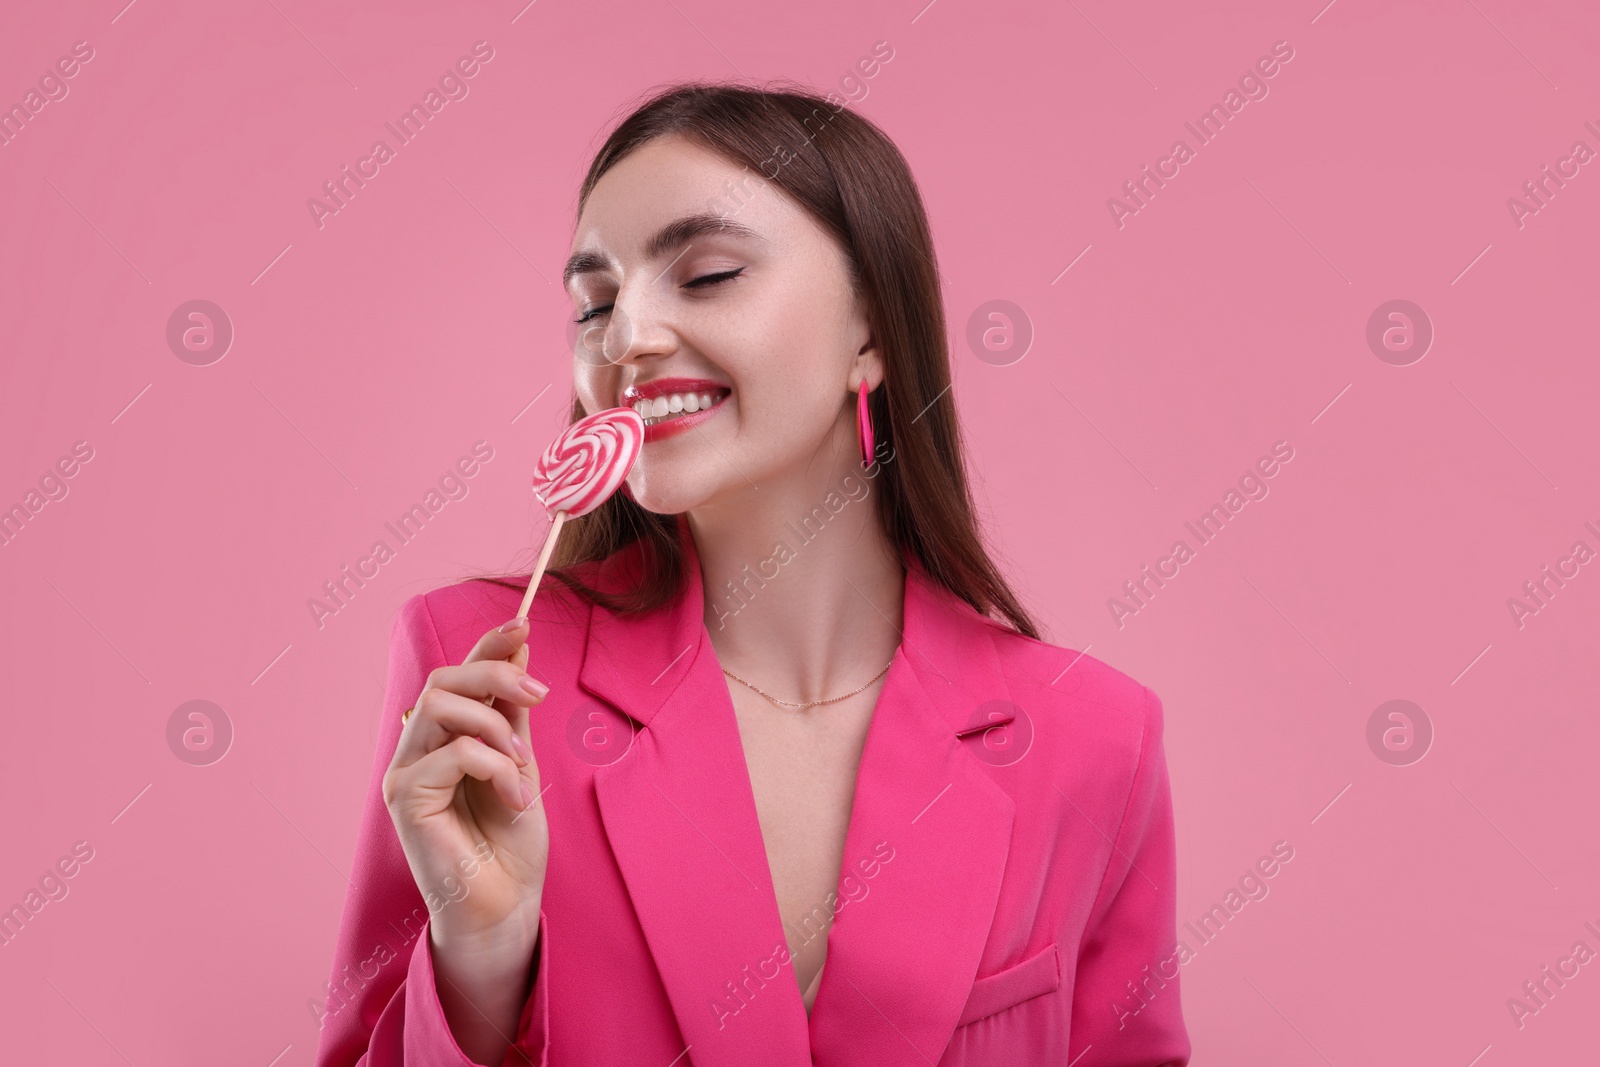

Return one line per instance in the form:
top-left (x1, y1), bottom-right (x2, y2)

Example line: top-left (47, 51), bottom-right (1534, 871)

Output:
top-left (314, 82), bottom-right (1190, 1067)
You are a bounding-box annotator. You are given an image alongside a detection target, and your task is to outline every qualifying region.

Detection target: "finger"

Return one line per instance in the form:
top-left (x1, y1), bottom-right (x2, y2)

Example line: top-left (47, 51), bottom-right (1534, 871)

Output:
top-left (394, 686), bottom-right (534, 770)
top-left (494, 641), bottom-right (537, 769)
top-left (393, 734), bottom-right (532, 816)
top-left (421, 659), bottom-right (548, 711)
top-left (461, 616), bottom-right (532, 667)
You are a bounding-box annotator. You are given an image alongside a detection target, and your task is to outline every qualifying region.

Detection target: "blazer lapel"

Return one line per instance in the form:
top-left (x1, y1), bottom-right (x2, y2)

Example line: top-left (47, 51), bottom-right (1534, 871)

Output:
top-left (579, 524), bottom-right (1016, 1067)
top-left (583, 532), bottom-right (813, 1067)
top-left (805, 565), bottom-right (1017, 1067)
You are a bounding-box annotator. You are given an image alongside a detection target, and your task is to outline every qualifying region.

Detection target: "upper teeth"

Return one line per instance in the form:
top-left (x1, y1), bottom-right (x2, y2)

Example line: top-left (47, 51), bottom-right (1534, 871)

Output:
top-left (631, 392), bottom-right (722, 420)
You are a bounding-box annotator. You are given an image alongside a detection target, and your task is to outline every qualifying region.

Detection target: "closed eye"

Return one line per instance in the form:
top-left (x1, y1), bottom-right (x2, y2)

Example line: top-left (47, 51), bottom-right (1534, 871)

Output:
top-left (574, 267), bottom-right (744, 324)
top-left (686, 267), bottom-right (744, 288)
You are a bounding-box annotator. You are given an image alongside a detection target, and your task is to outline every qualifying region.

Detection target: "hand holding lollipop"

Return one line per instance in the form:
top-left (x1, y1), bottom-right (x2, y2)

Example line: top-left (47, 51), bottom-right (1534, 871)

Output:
top-left (382, 406), bottom-right (640, 1039)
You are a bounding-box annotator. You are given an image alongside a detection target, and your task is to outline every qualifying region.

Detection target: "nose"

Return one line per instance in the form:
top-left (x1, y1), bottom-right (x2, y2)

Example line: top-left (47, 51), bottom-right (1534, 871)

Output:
top-left (576, 279), bottom-right (676, 370)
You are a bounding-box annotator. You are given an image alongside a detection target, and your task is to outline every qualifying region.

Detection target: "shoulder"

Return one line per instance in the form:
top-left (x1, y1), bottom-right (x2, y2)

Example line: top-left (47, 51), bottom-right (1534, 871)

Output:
top-left (983, 620), bottom-right (1166, 774)
top-left (965, 624), bottom-right (1174, 870)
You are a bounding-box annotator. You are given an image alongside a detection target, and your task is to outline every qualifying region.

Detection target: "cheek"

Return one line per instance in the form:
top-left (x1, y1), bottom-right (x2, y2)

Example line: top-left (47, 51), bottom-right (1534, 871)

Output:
top-left (572, 364), bottom-right (621, 414)
top-left (745, 358), bottom-right (853, 458)
top-left (723, 305), bottom-right (848, 429)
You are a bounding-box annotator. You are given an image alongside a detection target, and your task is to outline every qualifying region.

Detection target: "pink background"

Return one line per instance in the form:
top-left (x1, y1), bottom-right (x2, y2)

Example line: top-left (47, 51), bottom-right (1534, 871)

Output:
top-left (2, 0), bottom-right (1597, 1062)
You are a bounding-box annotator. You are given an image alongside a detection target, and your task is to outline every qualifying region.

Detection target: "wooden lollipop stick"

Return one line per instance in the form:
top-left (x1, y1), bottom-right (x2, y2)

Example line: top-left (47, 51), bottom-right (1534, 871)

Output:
top-left (516, 509), bottom-right (568, 620)
top-left (486, 509), bottom-right (567, 698)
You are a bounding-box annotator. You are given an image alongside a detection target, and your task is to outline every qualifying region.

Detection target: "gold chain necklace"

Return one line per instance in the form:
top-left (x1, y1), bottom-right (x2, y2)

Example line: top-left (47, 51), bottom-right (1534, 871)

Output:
top-left (722, 656), bottom-right (895, 710)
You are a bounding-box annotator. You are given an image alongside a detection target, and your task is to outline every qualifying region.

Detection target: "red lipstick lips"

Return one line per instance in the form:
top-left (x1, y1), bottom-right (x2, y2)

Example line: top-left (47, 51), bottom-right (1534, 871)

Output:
top-left (620, 377), bottom-right (732, 443)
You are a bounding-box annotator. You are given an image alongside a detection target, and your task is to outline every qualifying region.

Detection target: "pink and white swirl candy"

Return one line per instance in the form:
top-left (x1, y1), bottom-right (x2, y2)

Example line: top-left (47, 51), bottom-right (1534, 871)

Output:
top-left (532, 406), bottom-right (644, 517)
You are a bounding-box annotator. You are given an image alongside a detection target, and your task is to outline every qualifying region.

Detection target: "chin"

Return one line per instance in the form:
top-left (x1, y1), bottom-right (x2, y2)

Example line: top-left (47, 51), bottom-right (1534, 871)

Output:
top-left (623, 474), bottom-right (714, 517)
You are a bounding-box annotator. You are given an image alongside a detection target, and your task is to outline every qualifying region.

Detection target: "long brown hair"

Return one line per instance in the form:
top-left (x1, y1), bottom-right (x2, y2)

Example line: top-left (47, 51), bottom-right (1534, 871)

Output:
top-left (480, 80), bottom-right (1039, 640)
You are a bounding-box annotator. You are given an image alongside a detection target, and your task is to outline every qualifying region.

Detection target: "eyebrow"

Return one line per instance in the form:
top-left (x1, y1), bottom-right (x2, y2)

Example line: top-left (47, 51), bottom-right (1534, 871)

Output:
top-left (563, 212), bottom-right (764, 288)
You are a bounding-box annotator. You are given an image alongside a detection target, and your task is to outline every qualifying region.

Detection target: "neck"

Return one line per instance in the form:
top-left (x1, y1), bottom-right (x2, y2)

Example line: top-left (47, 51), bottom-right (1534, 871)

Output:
top-left (687, 460), bottom-right (904, 704)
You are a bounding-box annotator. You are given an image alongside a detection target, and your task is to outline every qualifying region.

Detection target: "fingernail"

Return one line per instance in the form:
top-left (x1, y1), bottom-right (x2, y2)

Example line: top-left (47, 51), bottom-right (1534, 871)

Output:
top-left (510, 733), bottom-right (532, 761)
top-left (520, 781), bottom-right (535, 810)
top-left (499, 617), bottom-right (528, 634)
top-left (519, 676), bottom-right (549, 698)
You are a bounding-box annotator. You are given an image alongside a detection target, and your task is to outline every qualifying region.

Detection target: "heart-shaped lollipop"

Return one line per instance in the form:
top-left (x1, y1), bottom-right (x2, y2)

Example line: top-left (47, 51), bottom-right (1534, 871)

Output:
top-left (512, 406), bottom-right (645, 621)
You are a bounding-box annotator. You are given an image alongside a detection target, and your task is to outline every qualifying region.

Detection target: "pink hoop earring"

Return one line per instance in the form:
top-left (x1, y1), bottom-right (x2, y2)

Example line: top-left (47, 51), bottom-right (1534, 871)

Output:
top-left (856, 379), bottom-right (875, 467)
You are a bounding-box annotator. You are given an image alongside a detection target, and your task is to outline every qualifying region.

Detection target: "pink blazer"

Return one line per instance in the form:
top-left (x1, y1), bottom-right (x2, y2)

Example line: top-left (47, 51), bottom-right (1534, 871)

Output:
top-left (314, 531), bottom-right (1190, 1067)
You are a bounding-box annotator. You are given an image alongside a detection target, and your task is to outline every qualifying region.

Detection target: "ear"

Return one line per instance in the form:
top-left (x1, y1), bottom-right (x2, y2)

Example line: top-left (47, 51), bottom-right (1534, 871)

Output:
top-left (849, 333), bottom-right (885, 394)
top-left (851, 348), bottom-right (889, 395)
top-left (845, 286), bottom-right (883, 393)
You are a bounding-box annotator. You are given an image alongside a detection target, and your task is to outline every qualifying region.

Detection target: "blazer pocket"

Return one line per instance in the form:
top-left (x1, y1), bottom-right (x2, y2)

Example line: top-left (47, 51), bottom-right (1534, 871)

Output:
top-left (956, 942), bottom-right (1061, 1027)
